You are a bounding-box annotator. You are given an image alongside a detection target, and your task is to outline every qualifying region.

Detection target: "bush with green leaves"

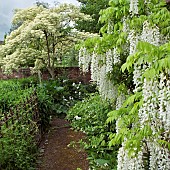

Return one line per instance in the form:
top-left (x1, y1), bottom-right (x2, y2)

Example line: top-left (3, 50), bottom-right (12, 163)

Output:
top-left (0, 80), bottom-right (35, 113)
top-left (67, 93), bottom-right (118, 169)
top-left (36, 84), bottom-right (54, 130)
top-left (0, 122), bottom-right (37, 170)
top-left (17, 76), bottom-right (39, 88)
top-left (0, 80), bottom-right (39, 169)
top-left (40, 78), bottom-right (97, 117)
top-left (0, 78), bottom-right (55, 169)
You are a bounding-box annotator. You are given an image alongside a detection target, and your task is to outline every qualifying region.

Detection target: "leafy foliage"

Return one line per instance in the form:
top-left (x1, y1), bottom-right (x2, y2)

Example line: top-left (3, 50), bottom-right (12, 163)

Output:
top-left (0, 81), bottom-right (38, 169)
top-left (40, 77), bottom-right (97, 117)
top-left (67, 94), bottom-right (118, 169)
top-left (76, 0), bottom-right (110, 33)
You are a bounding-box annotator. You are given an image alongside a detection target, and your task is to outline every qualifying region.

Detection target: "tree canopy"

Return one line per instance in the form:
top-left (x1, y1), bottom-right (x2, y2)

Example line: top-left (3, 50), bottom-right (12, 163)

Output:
top-left (76, 0), bottom-right (109, 33)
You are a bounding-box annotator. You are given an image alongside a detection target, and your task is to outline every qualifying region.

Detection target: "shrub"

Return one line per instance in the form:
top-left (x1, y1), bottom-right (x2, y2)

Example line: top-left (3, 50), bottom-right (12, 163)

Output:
top-left (0, 81), bottom-right (38, 169)
top-left (41, 78), bottom-right (97, 117)
top-left (67, 93), bottom-right (118, 170)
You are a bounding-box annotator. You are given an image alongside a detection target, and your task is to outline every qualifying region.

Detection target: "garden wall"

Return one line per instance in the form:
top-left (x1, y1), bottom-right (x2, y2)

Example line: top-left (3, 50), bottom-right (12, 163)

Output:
top-left (0, 67), bottom-right (91, 84)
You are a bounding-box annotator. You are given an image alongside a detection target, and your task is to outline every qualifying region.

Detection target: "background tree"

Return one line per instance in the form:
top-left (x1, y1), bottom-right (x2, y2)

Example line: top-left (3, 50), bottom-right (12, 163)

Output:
top-left (0, 4), bottom-right (93, 79)
top-left (76, 0), bottom-right (109, 33)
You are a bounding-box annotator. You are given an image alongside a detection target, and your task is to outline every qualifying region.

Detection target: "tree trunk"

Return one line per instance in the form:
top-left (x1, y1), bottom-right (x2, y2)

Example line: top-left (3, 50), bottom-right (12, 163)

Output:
top-left (47, 67), bottom-right (55, 80)
top-left (38, 70), bottom-right (42, 84)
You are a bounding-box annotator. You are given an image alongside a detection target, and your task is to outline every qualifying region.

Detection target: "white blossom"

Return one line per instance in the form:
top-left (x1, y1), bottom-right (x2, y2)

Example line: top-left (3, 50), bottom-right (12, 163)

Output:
top-left (140, 21), bottom-right (160, 46)
top-left (113, 48), bottom-right (121, 65)
top-left (79, 47), bottom-right (91, 72)
top-left (107, 20), bottom-right (113, 34)
top-left (122, 17), bottom-right (129, 33)
top-left (74, 116), bottom-right (81, 120)
top-left (129, 0), bottom-right (139, 15)
top-left (128, 30), bottom-right (139, 55)
top-left (91, 51), bottom-right (100, 82)
top-left (98, 64), bottom-right (117, 99)
top-left (106, 49), bottom-right (113, 73)
top-left (117, 143), bottom-right (145, 170)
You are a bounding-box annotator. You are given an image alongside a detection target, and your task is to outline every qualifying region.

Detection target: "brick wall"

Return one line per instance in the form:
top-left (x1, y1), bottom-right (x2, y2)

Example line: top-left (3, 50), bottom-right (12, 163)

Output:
top-left (0, 67), bottom-right (91, 84)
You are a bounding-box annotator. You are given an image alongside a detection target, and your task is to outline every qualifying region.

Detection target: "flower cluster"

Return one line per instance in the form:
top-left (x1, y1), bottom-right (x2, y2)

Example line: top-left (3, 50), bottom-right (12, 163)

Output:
top-left (149, 141), bottom-right (170, 170)
top-left (97, 65), bottom-right (117, 99)
top-left (117, 143), bottom-right (145, 170)
top-left (113, 48), bottom-right (121, 65)
top-left (107, 20), bottom-right (113, 34)
top-left (128, 30), bottom-right (139, 55)
top-left (90, 51), bottom-right (101, 82)
top-left (122, 17), bottom-right (129, 33)
top-left (129, 0), bottom-right (139, 15)
top-left (78, 47), bottom-right (91, 72)
top-left (79, 47), bottom-right (118, 99)
top-left (140, 21), bottom-right (160, 46)
top-left (106, 49), bottom-right (113, 73)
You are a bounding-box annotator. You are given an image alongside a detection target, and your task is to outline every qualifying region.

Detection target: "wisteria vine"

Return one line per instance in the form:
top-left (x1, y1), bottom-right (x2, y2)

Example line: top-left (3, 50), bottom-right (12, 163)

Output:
top-left (78, 0), bottom-right (170, 169)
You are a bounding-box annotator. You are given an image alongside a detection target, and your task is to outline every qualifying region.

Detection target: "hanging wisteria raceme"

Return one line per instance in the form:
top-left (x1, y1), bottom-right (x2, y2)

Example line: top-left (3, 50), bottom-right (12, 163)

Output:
top-left (91, 51), bottom-right (100, 82)
top-left (106, 49), bottom-right (113, 73)
top-left (129, 0), bottom-right (139, 15)
top-left (140, 21), bottom-right (160, 46)
top-left (128, 30), bottom-right (139, 55)
top-left (164, 79), bottom-right (170, 131)
top-left (78, 47), bottom-right (91, 73)
top-left (117, 142), bottom-right (145, 170)
top-left (158, 74), bottom-right (170, 134)
top-left (113, 48), bottom-right (121, 65)
top-left (148, 141), bottom-right (170, 170)
top-left (138, 78), bottom-right (159, 128)
top-left (117, 144), bottom-right (129, 170)
top-left (115, 93), bottom-right (126, 133)
top-left (122, 17), bottom-right (129, 33)
top-left (97, 64), bottom-right (117, 99)
top-left (133, 63), bottom-right (143, 93)
top-left (107, 20), bottom-right (113, 34)
top-left (116, 93), bottom-right (126, 110)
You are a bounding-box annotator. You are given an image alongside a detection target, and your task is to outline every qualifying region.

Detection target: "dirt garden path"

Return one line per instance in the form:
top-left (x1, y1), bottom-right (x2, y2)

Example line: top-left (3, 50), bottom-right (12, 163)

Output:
top-left (36, 118), bottom-right (89, 170)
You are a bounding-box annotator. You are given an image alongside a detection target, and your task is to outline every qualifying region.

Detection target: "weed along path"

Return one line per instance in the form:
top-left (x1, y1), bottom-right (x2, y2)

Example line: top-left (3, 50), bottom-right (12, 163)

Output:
top-left (37, 118), bottom-right (89, 170)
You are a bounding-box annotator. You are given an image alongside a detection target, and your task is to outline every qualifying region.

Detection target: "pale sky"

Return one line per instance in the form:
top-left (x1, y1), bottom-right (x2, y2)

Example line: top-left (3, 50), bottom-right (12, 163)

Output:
top-left (0, 0), bottom-right (79, 40)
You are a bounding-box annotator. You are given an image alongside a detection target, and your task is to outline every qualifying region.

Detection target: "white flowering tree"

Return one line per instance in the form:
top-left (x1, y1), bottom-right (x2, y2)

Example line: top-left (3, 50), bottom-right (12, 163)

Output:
top-left (78, 0), bottom-right (170, 169)
top-left (0, 4), bottom-right (92, 79)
